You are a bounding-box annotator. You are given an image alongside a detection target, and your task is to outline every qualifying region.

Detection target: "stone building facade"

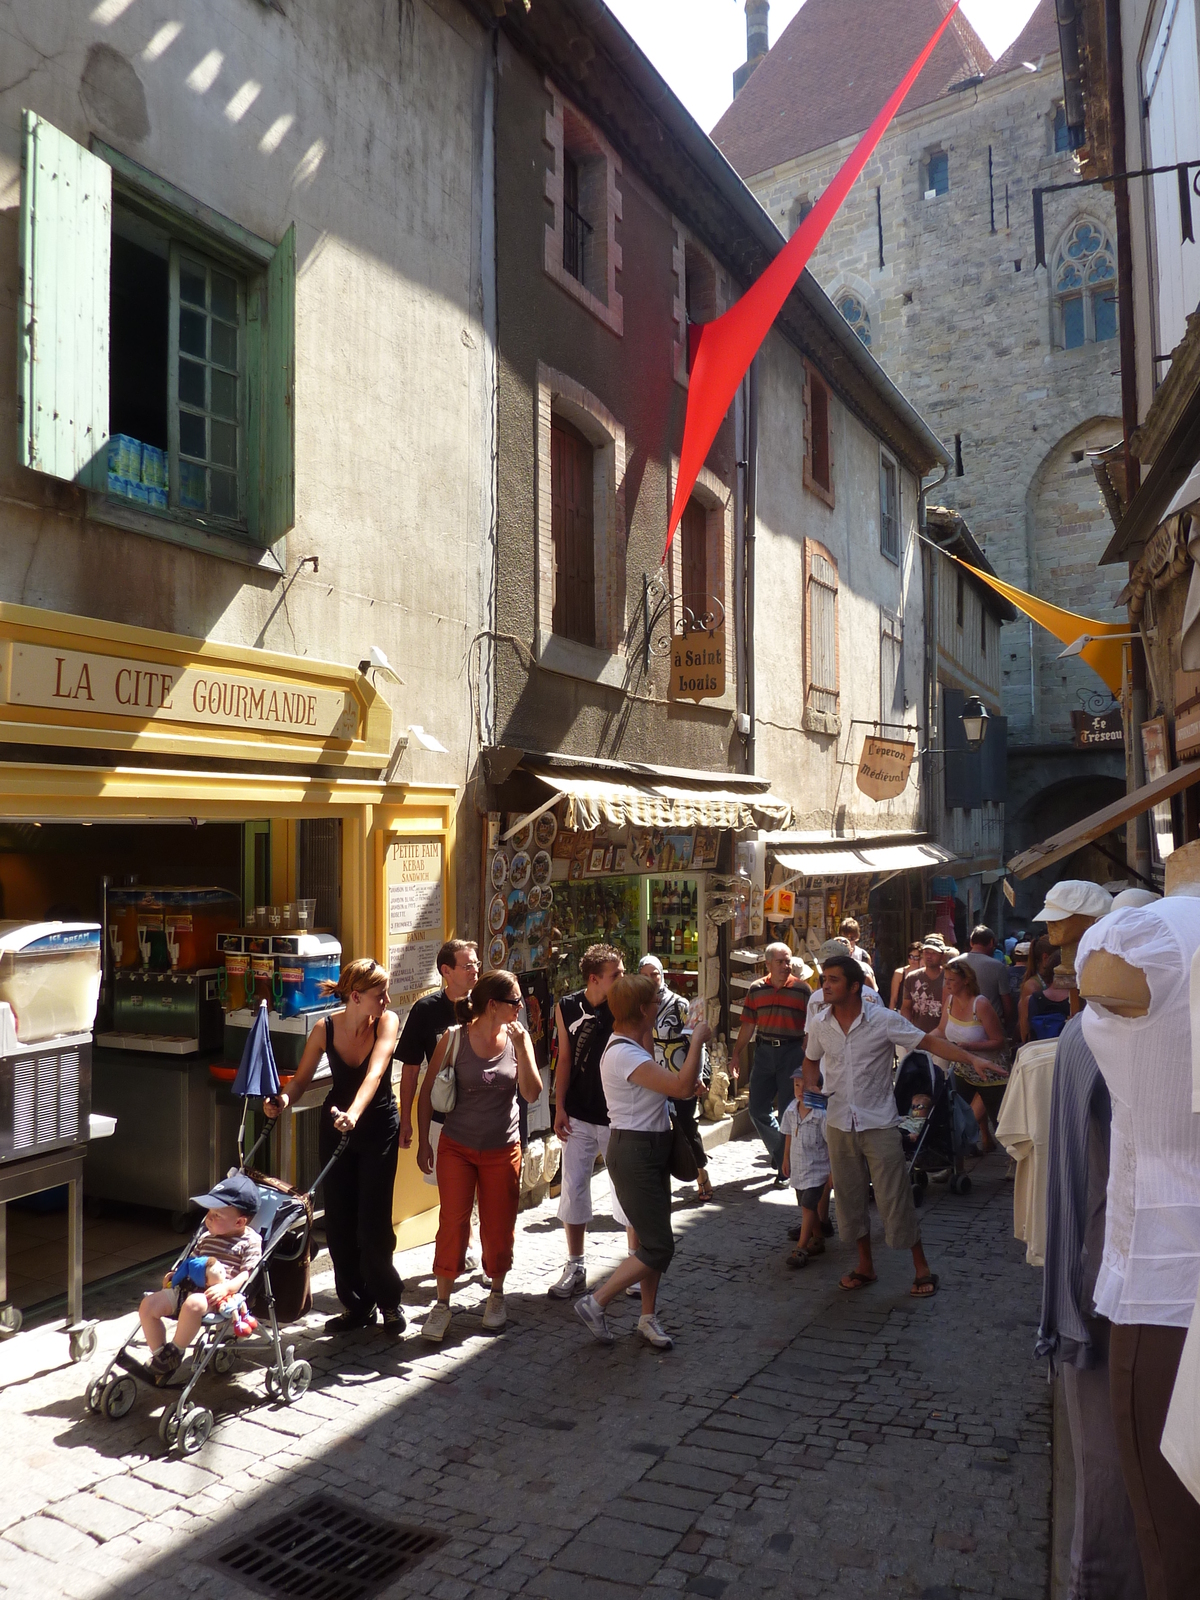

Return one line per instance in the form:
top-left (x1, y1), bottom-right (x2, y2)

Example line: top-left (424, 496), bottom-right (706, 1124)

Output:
top-left (714, 0), bottom-right (1128, 922)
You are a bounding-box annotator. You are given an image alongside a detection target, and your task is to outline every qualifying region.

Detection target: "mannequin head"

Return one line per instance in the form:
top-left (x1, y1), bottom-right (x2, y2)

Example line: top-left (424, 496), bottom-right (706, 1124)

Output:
top-left (1034, 881), bottom-right (1114, 987)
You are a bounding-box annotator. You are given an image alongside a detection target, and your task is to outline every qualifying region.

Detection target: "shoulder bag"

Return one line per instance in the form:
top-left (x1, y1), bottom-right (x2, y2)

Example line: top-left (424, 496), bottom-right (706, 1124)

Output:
top-left (430, 1025), bottom-right (463, 1115)
top-left (668, 1108), bottom-right (700, 1182)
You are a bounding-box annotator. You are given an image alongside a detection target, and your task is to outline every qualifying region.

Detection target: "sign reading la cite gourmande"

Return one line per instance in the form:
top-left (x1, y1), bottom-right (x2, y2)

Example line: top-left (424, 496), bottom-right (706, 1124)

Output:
top-left (2, 642), bottom-right (358, 740)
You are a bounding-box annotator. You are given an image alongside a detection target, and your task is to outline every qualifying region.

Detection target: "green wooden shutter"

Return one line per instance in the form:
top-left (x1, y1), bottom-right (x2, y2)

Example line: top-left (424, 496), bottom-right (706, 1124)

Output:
top-left (17, 110), bottom-right (111, 488)
top-left (247, 223), bottom-right (295, 544)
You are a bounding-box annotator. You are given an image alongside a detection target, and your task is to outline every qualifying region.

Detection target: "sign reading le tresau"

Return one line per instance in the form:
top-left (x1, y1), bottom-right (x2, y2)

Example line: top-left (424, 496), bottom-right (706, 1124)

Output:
top-left (856, 735), bottom-right (915, 800)
top-left (2, 642), bottom-right (357, 740)
top-left (669, 625), bottom-right (726, 703)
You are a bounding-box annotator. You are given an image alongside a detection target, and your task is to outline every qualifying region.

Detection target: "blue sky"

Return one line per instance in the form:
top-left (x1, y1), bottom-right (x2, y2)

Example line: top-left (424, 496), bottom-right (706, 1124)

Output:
top-left (604, 1), bottom-right (1043, 135)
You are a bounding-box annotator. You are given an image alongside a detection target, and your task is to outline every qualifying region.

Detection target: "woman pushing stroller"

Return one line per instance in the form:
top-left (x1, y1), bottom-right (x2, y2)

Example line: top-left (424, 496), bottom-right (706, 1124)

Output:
top-left (264, 959), bottom-right (406, 1337)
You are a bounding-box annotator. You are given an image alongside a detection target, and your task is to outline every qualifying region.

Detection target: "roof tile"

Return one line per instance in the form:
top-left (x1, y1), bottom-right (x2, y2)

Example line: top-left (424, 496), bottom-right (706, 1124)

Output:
top-left (711, 0), bottom-right (993, 177)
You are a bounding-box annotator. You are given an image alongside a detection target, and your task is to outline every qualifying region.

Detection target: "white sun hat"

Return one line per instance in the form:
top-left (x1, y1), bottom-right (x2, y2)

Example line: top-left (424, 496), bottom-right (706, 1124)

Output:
top-left (1033, 880), bottom-right (1114, 924)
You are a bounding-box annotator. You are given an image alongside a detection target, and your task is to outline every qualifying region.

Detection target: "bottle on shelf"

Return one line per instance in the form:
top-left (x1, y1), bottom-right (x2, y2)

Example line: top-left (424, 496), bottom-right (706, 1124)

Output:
top-left (652, 884), bottom-right (662, 921)
top-left (674, 920), bottom-right (684, 956)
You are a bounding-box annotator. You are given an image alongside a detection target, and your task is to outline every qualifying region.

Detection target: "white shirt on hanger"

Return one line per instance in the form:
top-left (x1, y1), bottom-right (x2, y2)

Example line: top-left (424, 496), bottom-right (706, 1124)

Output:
top-left (1079, 897), bottom-right (1200, 1328)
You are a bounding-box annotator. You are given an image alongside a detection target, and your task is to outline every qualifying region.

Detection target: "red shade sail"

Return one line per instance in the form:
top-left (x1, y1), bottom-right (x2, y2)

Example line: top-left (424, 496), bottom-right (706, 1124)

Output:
top-left (665, 1), bottom-right (961, 559)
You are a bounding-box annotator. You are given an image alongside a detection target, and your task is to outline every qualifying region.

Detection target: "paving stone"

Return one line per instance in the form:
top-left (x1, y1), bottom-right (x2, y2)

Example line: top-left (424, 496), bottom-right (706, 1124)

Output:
top-left (46, 1492), bottom-right (144, 1543)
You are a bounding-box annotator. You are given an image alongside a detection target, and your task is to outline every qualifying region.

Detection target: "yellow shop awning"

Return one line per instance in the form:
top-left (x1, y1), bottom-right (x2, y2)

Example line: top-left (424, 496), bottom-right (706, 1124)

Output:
top-left (943, 553), bottom-right (1127, 696)
top-left (526, 767), bottom-right (793, 832)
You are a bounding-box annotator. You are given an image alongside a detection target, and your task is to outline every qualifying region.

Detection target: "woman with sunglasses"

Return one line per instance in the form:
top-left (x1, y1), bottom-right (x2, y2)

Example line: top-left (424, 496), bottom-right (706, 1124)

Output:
top-left (416, 969), bottom-right (542, 1342)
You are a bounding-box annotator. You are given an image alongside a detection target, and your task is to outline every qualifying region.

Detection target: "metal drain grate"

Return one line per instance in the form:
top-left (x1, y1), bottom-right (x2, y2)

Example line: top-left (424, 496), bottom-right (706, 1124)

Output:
top-left (211, 1494), bottom-right (446, 1600)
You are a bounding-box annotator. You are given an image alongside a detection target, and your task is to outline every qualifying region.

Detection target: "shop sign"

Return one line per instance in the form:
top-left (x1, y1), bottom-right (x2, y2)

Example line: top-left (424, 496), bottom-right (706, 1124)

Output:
top-left (385, 839), bottom-right (445, 1013)
top-left (1070, 706), bottom-right (1125, 749)
top-left (668, 626), bottom-right (726, 703)
top-left (855, 736), bottom-right (915, 800)
top-left (3, 642), bottom-right (357, 740)
top-left (1176, 669), bottom-right (1200, 762)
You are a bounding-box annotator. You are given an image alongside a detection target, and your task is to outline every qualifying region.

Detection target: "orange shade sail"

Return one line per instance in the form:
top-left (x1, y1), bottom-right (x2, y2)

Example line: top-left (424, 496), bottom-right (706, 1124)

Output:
top-left (945, 552), bottom-right (1127, 696)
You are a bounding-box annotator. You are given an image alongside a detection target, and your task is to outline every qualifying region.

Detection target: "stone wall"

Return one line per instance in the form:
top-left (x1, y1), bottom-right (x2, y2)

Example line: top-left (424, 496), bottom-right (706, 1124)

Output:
top-left (746, 58), bottom-right (1124, 750)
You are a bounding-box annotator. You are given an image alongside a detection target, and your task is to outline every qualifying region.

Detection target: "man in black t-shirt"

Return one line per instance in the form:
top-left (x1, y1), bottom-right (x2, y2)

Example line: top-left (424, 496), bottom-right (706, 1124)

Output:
top-left (548, 943), bottom-right (629, 1299)
top-left (395, 939), bottom-right (479, 1152)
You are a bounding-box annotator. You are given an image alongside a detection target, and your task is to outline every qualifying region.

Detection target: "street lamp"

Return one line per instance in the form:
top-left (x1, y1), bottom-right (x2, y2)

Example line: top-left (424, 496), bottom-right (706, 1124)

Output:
top-left (961, 695), bottom-right (989, 751)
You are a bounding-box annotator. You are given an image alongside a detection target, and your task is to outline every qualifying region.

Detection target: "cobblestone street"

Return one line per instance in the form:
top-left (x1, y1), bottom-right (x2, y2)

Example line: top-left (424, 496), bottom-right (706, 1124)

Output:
top-left (0, 1137), bottom-right (1050, 1600)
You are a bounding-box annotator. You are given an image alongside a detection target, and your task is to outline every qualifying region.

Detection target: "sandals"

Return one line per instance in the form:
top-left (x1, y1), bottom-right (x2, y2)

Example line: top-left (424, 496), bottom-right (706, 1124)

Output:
top-left (910, 1273), bottom-right (940, 1298)
top-left (696, 1171), bottom-right (713, 1201)
top-left (787, 1247), bottom-right (812, 1269)
top-left (838, 1269), bottom-right (877, 1291)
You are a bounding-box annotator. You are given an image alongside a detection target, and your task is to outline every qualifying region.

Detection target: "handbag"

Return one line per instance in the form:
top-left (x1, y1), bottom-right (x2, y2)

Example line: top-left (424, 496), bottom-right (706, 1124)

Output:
top-left (429, 1025), bottom-right (462, 1115)
top-left (668, 1112), bottom-right (699, 1183)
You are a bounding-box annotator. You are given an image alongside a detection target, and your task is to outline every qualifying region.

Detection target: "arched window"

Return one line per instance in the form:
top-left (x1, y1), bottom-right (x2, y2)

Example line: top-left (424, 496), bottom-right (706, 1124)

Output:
top-left (1054, 219), bottom-right (1118, 348)
top-left (836, 291), bottom-right (872, 348)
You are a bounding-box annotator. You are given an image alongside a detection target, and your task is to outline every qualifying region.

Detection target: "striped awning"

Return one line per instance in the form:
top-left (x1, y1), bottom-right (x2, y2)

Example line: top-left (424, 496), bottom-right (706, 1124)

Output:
top-left (527, 767), bottom-right (792, 832)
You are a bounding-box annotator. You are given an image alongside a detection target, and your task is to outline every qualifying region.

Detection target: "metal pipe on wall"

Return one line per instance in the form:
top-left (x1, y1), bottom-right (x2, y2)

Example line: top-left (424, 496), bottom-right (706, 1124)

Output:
top-left (744, 355), bottom-right (759, 775)
top-left (1105, 0), bottom-right (1141, 498)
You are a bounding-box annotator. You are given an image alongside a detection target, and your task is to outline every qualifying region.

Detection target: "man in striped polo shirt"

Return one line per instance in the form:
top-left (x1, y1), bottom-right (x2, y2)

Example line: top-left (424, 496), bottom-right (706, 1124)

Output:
top-left (732, 942), bottom-right (812, 1181)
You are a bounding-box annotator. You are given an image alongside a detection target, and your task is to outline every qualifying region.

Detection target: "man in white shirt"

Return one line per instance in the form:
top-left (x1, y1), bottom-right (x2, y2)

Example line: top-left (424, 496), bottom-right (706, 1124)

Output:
top-left (802, 953), bottom-right (994, 1298)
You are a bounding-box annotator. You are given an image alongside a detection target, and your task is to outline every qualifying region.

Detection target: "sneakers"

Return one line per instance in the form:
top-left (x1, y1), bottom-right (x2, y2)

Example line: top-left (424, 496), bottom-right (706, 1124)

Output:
top-left (481, 1292), bottom-right (507, 1332)
top-left (625, 1281), bottom-right (643, 1299)
top-left (464, 1247), bottom-right (481, 1272)
top-left (381, 1307), bottom-right (406, 1338)
top-left (548, 1261), bottom-right (586, 1299)
top-left (149, 1342), bottom-right (183, 1384)
top-left (422, 1301), bottom-right (453, 1343)
top-left (637, 1313), bottom-right (674, 1351)
top-left (575, 1293), bottom-right (614, 1345)
top-left (324, 1306), bottom-right (377, 1334)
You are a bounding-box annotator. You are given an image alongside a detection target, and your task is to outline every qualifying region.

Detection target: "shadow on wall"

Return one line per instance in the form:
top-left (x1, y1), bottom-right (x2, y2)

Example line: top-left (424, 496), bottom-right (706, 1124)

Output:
top-left (1005, 771), bottom-right (1128, 925)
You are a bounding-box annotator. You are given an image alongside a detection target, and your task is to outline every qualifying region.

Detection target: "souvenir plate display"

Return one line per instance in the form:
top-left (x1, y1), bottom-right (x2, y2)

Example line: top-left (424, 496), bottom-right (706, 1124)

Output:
top-left (506, 817), bottom-right (535, 852)
top-left (490, 851), bottom-right (509, 889)
top-left (487, 894), bottom-right (508, 934)
top-left (488, 934), bottom-right (507, 967)
top-left (534, 812), bottom-right (558, 850)
top-left (532, 850), bottom-right (552, 886)
top-left (527, 884), bottom-right (543, 913)
top-left (509, 850), bottom-right (532, 890)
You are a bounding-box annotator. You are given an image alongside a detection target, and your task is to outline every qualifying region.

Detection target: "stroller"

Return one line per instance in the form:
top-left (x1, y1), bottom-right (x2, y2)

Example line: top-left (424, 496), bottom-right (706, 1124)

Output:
top-left (894, 1050), bottom-right (974, 1202)
top-left (84, 1122), bottom-right (345, 1457)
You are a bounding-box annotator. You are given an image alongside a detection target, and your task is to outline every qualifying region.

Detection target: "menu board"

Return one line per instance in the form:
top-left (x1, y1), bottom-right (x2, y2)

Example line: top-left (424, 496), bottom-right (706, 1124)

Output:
top-left (385, 837), bottom-right (444, 1015)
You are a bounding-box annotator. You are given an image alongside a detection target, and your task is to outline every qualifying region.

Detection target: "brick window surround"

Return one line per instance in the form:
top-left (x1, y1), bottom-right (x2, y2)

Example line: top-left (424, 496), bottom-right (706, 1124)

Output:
top-left (543, 83), bottom-right (623, 337)
top-left (803, 361), bottom-right (835, 508)
top-left (535, 362), bottom-right (627, 684)
top-left (667, 460), bottom-right (736, 710)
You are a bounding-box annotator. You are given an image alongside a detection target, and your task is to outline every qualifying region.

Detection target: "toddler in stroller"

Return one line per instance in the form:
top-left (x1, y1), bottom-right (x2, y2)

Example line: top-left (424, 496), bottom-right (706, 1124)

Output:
top-left (87, 1126), bottom-right (343, 1457)
top-left (138, 1174), bottom-right (263, 1383)
top-left (894, 1051), bottom-right (974, 1200)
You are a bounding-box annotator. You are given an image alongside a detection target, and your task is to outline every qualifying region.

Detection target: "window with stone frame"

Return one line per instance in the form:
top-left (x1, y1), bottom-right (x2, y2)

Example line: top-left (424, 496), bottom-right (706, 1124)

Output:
top-left (1053, 219), bottom-right (1118, 349)
top-left (924, 149), bottom-right (949, 198)
top-left (1052, 104), bottom-right (1071, 154)
top-left (535, 363), bottom-right (627, 673)
top-left (671, 224), bottom-right (728, 388)
top-left (787, 195), bottom-right (813, 236)
top-left (803, 362), bottom-right (834, 508)
top-left (836, 290), bottom-right (871, 348)
top-left (879, 450), bottom-right (899, 564)
top-left (543, 84), bottom-right (623, 336)
top-left (803, 538), bottom-right (840, 735)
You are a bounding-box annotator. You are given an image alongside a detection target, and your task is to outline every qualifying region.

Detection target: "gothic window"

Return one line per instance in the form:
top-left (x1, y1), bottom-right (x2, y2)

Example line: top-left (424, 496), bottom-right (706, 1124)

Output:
top-left (835, 291), bottom-right (871, 348)
top-left (1053, 219), bottom-right (1118, 349)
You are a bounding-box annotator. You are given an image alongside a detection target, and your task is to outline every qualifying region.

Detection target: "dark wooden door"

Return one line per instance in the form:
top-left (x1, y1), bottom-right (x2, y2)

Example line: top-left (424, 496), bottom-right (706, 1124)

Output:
top-left (680, 497), bottom-right (708, 622)
top-left (551, 417), bottom-right (595, 646)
